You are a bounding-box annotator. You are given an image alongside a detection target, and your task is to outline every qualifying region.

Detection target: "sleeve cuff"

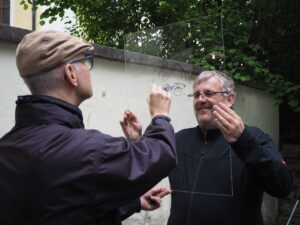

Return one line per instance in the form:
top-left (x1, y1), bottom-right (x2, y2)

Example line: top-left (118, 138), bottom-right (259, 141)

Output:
top-left (152, 115), bottom-right (171, 122)
top-left (230, 126), bottom-right (256, 158)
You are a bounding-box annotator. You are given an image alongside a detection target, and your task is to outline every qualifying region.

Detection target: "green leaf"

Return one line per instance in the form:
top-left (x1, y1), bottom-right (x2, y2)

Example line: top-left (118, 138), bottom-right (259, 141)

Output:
top-left (234, 73), bottom-right (241, 79)
top-left (274, 98), bottom-right (283, 106)
top-left (287, 84), bottom-right (300, 92)
top-left (293, 106), bottom-right (300, 112)
top-left (288, 99), bottom-right (300, 108)
top-left (240, 75), bottom-right (251, 81)
top-left (227, 49), bottom-right (237, 54)
top-left (159, 1), bottom-right (170, 8)
top-left (39, 20), bottom-right (46, 26)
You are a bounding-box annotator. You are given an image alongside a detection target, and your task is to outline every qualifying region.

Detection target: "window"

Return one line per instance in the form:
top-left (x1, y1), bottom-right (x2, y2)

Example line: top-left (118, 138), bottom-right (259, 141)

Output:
top-left (0, 0), bottom-right (10, 25)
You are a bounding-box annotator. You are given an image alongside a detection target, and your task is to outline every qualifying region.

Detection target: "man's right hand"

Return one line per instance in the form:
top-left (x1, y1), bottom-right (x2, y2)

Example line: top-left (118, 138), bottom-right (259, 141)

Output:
top-left (120, 110), bottom-right (142, 141)
top-left (147, 84), bottom-right (171, 118)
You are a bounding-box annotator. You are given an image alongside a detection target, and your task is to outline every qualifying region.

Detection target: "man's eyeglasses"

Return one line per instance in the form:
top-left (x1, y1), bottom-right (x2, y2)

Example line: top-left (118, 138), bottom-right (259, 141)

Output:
top-left (187, 91), bottom-right (228, 99)
top-left (69, 55), bottom-right (93, 71)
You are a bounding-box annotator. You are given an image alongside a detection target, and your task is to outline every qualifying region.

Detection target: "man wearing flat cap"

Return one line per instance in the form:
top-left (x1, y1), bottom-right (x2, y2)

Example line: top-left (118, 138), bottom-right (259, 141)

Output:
top-left (0, 30), bottom-right (176, 225)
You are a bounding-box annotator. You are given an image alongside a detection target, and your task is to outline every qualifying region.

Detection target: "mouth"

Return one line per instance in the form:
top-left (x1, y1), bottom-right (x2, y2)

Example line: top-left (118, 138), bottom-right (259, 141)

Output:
top-left (197, 107), bottom-right (212, 111)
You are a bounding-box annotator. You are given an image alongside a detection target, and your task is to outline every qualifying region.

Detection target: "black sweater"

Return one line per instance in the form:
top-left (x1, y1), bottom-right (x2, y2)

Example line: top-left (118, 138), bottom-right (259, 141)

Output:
top-left (168, 126), bottom-right (293, 225)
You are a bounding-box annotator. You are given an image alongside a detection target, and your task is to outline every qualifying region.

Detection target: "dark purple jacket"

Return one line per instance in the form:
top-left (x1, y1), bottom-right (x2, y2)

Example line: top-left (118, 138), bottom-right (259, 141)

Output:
top-left (0, 95), bottom-right (176, 225)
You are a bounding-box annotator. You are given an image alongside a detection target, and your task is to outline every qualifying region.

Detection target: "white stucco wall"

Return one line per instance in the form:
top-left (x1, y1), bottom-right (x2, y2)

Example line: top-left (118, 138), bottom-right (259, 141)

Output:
top-left (0, 40), bottom-right (279, 225)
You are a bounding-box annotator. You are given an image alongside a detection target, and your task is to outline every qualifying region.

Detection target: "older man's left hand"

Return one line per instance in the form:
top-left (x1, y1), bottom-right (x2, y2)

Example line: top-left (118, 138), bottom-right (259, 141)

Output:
top-left (213, 103), bottom-right (244, 143)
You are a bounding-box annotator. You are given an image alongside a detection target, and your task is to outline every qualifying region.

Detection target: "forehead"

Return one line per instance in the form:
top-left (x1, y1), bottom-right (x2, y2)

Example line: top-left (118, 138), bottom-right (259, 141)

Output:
top-left (193, 76), bottom-right (221, 91)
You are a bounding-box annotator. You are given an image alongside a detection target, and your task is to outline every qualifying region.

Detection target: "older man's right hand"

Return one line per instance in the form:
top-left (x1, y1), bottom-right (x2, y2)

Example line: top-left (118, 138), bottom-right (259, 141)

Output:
top-left (147, 84), bottom-right (171, 118)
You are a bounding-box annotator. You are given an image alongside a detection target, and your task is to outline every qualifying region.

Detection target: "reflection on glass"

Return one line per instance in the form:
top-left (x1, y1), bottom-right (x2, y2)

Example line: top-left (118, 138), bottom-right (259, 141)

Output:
top-left (124, 17), bottom-right (225, 70)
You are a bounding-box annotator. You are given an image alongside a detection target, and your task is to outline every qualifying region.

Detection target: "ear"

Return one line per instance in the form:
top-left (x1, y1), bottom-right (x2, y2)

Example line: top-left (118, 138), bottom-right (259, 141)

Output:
top-left (226, 93), bottom-right (236, 108)
top-left (64, 64), bottom-right (78, 87)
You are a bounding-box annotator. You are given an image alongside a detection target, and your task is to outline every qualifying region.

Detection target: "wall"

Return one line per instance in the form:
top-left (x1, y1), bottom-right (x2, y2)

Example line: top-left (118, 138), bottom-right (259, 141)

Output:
top-left (0, 25), bottom-right (281, 225)
top-left (11, 0), bottom-right (41, 30)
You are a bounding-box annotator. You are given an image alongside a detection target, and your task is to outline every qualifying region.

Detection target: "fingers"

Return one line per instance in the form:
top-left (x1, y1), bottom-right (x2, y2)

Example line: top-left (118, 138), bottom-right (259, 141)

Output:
top-left (140, 187), bottom-right (170, 211)
top-left (215, 103), bottom-right (239, 119)
top-left (150, 84), bottom-right (171, 97)
top-left (121, 110), bottom-right (139, 125)
top-left (119, 120), bottom-right (125, 129)
top-left (120, 109), bottom-right (142, 141)
top-left (146, 187), bottom-right (171, 198)
top-left (148, 84), bottom-right (172, 118)
top-left (213, 106), bottom-right (232, 131)
top-left (149, 196), bottom-right (161, 205)
top-left (156, 188), bottom-right (172, 198)
top-left (204, 96), bottom-right (218, 107)
top-left (213, 103), bottom-right (244, 143)
top-left (213, 103), bottom-right (241, 127)
top-left (214, 117), bottom-right (229, 135)
top-left (126, 110), bottom-right (139, 123)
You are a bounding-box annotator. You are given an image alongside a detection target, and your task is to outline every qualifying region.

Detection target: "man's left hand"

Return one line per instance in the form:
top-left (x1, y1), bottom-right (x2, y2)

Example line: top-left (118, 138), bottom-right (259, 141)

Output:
top-left (140, 187), bottom-right (171, 211)
top-left (213, 103), bottom-right (244, 143)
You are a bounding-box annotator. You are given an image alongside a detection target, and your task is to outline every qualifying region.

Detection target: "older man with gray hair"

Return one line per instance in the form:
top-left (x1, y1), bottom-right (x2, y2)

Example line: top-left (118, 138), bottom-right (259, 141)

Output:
top-left (167, 70), bottom-right (293, 225)
top-left (0, 30), bottom-right (177, 225)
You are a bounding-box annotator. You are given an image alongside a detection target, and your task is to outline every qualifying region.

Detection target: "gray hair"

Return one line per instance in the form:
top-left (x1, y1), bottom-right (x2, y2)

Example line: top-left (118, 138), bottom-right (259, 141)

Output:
top-left (22, 64), bottom-right (66, 95)
top-left (193, 70), bottom-right (235, 94)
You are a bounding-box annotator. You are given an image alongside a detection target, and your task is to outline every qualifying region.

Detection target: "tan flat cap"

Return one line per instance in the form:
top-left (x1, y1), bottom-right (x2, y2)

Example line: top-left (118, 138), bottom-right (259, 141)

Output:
top-left (16, 30), bottom-right (93, 77)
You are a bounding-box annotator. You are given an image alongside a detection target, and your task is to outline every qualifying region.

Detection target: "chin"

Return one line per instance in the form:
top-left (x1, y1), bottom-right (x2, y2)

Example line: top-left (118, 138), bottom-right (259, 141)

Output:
top-left (198, 121), bottom-right (216, 130)
top-left (197, 114), bottom-right (212, 122)
top-left (87, 93), bottom-right (93, 99)
top-left (197, 115), bottom-right (214, 126)
top-left (85, 91), bottom-right (93, 99)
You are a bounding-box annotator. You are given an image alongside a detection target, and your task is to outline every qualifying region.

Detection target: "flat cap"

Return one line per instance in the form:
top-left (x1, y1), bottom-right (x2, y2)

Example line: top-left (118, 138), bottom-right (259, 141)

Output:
top-left (16, 30), bottom-right (93, 77)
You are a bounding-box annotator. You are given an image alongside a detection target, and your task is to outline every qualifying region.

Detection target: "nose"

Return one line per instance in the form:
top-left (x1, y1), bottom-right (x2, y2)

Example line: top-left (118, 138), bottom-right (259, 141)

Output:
top-left (195, 94), bottom-right (207, 102)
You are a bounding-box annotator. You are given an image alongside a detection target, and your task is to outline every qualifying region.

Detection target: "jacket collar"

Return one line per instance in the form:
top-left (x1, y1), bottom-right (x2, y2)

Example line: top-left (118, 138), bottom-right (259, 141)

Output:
top-left (15, 95), bottom-right (84, 128)
top-left (196, 126), bottom-right (222, 141)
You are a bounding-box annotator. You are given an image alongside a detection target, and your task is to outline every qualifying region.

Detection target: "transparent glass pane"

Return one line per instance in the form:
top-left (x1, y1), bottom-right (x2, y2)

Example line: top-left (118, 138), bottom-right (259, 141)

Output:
top-left (169, 147), bottom-right (233, 196)
top-left (125, 18), bottom-right (225, 69)
top-left (124, 15), bottom-right (232, 196)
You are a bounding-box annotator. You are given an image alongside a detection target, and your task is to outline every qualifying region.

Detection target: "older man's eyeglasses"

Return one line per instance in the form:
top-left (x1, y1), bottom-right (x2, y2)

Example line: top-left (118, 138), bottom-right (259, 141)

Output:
top-left (187, 91), bottom-right (228, 99)
top-left (69, 55), bottom-right (93, 71)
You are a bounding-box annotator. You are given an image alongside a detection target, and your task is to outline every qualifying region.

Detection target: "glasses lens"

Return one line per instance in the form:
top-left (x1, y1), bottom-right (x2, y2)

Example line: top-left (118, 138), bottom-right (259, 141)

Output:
top-left (203, 91), bottom-right (215, 98)
top-left (84, 57), bottom-right (93, 70)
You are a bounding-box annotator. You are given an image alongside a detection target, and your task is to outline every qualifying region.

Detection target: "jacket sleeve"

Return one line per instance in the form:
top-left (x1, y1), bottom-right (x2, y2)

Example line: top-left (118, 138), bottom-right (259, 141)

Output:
top-left (118, 199), bottom-right (141, 221)
top-left (230, 125), bottom-right (293, 198)
top-left (89, 115), bottom-right (176, 211)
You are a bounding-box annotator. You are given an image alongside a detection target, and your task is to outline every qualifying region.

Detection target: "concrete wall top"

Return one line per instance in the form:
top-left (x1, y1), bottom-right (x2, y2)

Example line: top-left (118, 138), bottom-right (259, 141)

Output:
top-left (0, 24), bottom-right (205, 74)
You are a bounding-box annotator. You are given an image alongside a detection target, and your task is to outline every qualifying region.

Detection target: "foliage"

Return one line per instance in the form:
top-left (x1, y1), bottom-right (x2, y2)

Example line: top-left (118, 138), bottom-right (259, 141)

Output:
top-left (20, 0), bottom-right (300, 112)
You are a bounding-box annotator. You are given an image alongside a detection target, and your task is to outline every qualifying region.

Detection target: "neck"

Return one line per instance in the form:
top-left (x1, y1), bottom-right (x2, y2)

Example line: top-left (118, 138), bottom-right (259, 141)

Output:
top-left (200, 126), bottom-right (208, 137)
top-left (199, 123), bottom-right (217, 137)
top-left (36, 89), bottom-right (82, 107)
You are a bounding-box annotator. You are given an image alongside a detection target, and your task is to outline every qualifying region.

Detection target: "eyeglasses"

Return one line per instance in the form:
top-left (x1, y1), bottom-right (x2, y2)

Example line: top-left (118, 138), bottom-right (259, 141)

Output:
top-left (69, 55), bottom-right (93, 71)
top-left (187, 90), bottom-right (228, 99)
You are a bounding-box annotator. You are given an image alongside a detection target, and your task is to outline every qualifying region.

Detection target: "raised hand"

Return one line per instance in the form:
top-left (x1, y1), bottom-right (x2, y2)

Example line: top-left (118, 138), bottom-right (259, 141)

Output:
top-left (147, 84), bottom-right (171, 118)
top-left (213, 103), bottom-right (244, 143)
top-left (140, 187), bottom-right (172, 211)
top-left (120, 110), bottom-right (142, 141)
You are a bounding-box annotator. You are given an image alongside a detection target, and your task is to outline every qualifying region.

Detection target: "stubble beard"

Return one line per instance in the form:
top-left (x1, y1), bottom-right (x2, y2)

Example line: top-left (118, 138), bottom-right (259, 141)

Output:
top-left (195, 109), bottom-right (217, 130)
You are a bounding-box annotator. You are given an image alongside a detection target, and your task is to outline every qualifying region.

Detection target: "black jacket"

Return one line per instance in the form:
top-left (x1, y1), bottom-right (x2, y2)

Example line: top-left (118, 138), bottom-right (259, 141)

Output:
top-left (0, 95), bottom-right (177, 225)
top-left (168, 126), bottom-right (293, 225)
